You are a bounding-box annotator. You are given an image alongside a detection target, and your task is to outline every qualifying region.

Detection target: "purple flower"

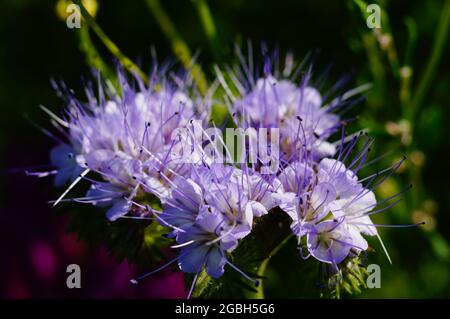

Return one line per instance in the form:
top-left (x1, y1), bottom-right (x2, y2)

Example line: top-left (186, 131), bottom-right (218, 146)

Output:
top-left (42, 67), bottom-right (209, 220)
top-left (85, 181), bottom-right (139, 221)
top-left (218, 50), bottom-right (350, 163)
top-left (279, 139), bottom-right (390, 266)
top-left (154, 164), bottom-right (280, 283)
top-left (237, 77), bottom-right (340, 159)
top-left (50, 144), bottom-right (84, 187)
top-left (306, 219), bottom-right (353, 264)
top-left (176, 207), bottom-right (233, 278)
top-left (32, 52), bottom-right (418, 296)
top-left (159, 177), bottom-right (204, 234)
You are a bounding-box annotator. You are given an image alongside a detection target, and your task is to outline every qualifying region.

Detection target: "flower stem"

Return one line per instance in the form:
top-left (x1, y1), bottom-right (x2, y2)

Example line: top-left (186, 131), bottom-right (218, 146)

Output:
top-left (144, 0), bottom-right (208, 95)
top-left (249, 233), bottom-right (294, 299)
top-left (410, 0), bottom-right (450, 119)
top-left (74, 0), bottom-right (148, 83)
top-left (77, 26), bottom-right (115, 82)
top-left (193, 0), bottom-right (221, 60)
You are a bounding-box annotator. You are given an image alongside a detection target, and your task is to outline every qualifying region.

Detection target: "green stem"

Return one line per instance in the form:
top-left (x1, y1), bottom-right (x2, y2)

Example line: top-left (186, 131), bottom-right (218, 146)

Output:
top-left (249, 233), bottom-right (294, 299)
top-left (399, 18), bottom-right (416, 112)
top-left (361, 32), bottom-right (386, 115)
top-left (403, 17), bottom-right (417, 67)
top-left (410, 0), bottom-right (450, 119)
top-left (74, 0), bottom-right (148, 83)
top-left (193, 0), bottom-right (221, 60)
top-left (144, 0), bottom-right (208, 94)
top-left (352, 0), bottom-right (400, 78)
top-left (77, 26), bottom-right (115, 82)
top-left (379, 1), bottom-right (400, 80)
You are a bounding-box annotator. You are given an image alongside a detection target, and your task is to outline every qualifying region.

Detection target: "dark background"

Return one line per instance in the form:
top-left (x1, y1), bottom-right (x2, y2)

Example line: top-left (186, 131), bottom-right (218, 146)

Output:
top-left (0, 0), bottom-right (449, 298)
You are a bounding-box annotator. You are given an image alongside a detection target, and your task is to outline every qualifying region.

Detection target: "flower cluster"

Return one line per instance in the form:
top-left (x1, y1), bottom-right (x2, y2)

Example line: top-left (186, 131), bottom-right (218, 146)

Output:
top-left (33, 52), bottom-right (415, 297)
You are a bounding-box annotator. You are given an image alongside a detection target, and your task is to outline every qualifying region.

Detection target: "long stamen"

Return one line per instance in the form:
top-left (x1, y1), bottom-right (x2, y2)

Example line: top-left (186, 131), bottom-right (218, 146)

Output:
top-left (25, 170), bottom-right (58, 178)
top-left (52, 168), bottom-right (90, 207)
top-left (40, 105), bottom-right (70, 128)
top-left (376, 233), bottom-right (392, 265)
top-left (171, 240), bottom-right (197, 249)
top-left (130, 255), bottom-right (182, 285)
top-left (351, 221), bottom-right (425, 228)
top-left (225, 260), bottom-right (260, 287)
top-left (187, 272), bottom-right (200, 299)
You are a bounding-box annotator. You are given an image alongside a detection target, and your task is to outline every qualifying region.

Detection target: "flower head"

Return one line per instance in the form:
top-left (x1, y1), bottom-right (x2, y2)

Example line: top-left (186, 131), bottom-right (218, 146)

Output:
top-left (45, 66), bottom-right (209, 220)
top-left (31, 51), bottom-right (420, 298)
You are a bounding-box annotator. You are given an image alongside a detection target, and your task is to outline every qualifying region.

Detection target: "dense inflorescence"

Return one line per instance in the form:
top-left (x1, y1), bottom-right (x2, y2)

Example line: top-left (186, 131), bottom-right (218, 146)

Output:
top-left (31, 51), bottom-right (417, 298)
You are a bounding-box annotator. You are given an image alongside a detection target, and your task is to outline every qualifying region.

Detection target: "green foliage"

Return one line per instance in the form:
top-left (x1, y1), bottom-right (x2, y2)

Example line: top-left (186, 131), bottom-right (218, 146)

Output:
top-left (320, 257), bottom-right (370, 299)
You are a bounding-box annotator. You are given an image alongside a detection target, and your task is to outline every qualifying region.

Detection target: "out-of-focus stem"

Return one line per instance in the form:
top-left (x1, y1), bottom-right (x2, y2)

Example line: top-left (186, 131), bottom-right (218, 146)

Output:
top-left (361, 33), bottom-right (386, 114)
top-left (374, 1), bottom-right (400, 79)
top-left (403, 17), bottom-right (417, 67)
top-left (77, 26), bottom-right (115, 81)
top-left (399, 66), bottom-right (413, 114)
top-left (193, 0), bottom-right (221, 60)
top-left (410, 0), bottom-right (450, 119)
top-left (74, 0), bottom-right (148, 83)
top-left (399, 18), bottom-right (417, 114)
top-left (248, 233), bottom-right (294, 299)
top-left (145, 0), bottom-right (208, 94)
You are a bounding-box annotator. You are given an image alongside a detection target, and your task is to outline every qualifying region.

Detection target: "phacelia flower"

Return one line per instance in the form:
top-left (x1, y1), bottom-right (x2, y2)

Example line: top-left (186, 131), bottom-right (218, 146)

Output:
top-left (31, 50), bottom-right (420, 298)
top-left (39, 66), bottom-right (210, 221)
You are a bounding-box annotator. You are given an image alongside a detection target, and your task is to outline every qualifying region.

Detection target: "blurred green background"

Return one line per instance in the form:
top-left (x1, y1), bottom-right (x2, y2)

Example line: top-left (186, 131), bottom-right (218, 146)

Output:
top-left (0, 0), bottom-right (449, 298)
